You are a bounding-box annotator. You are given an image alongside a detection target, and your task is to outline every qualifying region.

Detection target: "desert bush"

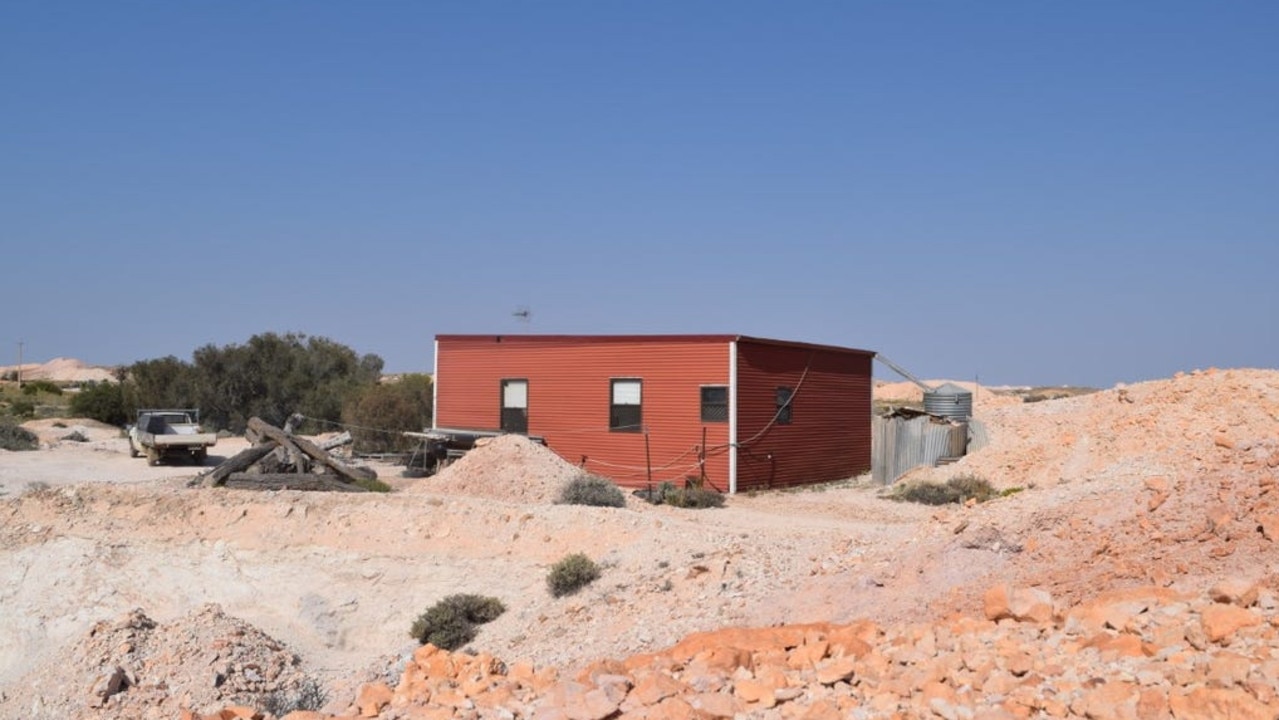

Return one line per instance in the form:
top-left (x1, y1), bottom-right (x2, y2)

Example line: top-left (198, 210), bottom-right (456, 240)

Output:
top-left (353, 476), bottom-right (392, 493)
top-left (258, 677), bottom-right (329, 716)
top-left (69, 381), bottom-right (128, 426)
top-left (409, 594), bottom-right (506, 650)
top-left (891, 474), bottom-right (998, 506)
top-left (0, 422), bottom-right (39, 451)
top-left (22, 380), bottom-right (62, 396)
top-left (547, 553), bottom-right (601, 598)
top-left (557, 474), bottom-right (626, 507)
top-left (663, 486), bottom-right (726, 509)
top-left (341, 373), bottom-right (433, 454)
top-left (634, 481), bottom-right (724, 509)
top-left (7, 398), bottom-right (35, 419)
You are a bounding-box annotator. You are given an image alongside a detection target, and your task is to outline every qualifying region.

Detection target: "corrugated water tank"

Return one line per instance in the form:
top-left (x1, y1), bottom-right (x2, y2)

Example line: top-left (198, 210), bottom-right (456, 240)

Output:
top-left (923, 382), bottom-right (973, 420)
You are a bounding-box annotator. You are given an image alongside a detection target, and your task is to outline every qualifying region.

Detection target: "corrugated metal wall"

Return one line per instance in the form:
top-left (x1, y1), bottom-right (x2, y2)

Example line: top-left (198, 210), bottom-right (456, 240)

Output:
top-left (734, 341), bottom-right (873, 491)
top-left (872, 415), bottom-right (963, 484)
top-left (435, 336), bottom-right (733, 490)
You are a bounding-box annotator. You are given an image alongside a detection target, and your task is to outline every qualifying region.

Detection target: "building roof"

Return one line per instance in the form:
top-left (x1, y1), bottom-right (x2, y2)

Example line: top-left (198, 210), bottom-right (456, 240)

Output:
top-left (435, 334), bottom-right (876, 357)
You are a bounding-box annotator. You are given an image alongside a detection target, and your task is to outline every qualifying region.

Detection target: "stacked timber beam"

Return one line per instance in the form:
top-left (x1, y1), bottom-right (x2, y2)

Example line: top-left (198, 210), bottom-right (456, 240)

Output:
top-left (198, 415), bottom-right (376, 492)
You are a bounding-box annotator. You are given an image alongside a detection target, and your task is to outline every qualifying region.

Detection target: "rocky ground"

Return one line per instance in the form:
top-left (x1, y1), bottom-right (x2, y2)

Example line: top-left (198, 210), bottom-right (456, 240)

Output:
top-left (1, 368), bottom-right (1276, 719)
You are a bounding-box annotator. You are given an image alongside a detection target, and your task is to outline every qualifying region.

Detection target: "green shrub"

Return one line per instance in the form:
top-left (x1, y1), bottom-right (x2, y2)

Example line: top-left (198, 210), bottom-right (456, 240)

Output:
top-left (69, 381), bottom-right (128, 426)
top-left (890, 474), bottom-right (998, 506)
top-left (663, 486), bottom-right (726, 509)
top-left (0, 422), bottom-right (39, 451)
top-left (7, 399), bottom-right (35, 419)
top-left (409, 594), bottom-right (506, 650)
top-left (557, 474), bottom-right (626, 508)
top-left (22, 380), bottom-right (62, 396)
top-left (547, 553), bottom-right (601, 598)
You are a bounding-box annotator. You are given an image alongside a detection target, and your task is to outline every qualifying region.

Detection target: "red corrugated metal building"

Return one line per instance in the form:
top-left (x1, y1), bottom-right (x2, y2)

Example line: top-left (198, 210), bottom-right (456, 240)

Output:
top-left (433, 335), bottom-right (874, 493)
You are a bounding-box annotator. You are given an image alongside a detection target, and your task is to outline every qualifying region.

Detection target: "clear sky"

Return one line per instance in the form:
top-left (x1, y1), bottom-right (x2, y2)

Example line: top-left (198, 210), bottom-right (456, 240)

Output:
top-left (3, 2), bottom-right (1275, 387)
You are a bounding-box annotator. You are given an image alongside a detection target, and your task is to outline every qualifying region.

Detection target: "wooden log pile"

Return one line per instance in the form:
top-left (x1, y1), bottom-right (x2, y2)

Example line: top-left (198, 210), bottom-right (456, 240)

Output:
top-left (198, 415), bottom-right (376, 491)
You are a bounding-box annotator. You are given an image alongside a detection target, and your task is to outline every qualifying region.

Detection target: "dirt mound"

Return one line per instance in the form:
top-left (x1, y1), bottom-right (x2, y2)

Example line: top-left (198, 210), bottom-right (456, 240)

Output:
top-left (913, 367), bottom-right (1279, 491)
top-left (9, 604), bottom-right (318, 720)
top-left (0, 358), bottom-right (117, 384)
top-left (874, 378), bottom-right (1023, 410)
top-left (410, 434), bottom-right (582, 504)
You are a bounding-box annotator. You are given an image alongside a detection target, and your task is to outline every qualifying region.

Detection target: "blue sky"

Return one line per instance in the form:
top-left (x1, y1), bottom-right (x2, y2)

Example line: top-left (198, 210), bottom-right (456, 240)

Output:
top-left (3, 2), bottom-right (1275, 387)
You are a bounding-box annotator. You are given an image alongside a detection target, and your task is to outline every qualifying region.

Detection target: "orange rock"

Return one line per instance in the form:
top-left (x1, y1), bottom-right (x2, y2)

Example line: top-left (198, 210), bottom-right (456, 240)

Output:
top-left (1169, 687), bottom-right (1272, 720)
top-left (733, 679), bottom-right (776, 707)
top-left (688, 692), bottom-right (738, 718)
top-left (219, 707), bottom-right (263, 720)
top-left (625, 670), bottom-right (687, 707)
top-left (357, 681), bottom-right (393, 717)
top-left (814, 655), bottom-right (857, 685)
top-left (786, 640), bottom-right (829, 670)
top-left (1201, 604), bottom-right (1262, 644)
top-left (280, 713), bottom-right (330, 720)
top-left (1209, 578), bottom-right (1260, 607)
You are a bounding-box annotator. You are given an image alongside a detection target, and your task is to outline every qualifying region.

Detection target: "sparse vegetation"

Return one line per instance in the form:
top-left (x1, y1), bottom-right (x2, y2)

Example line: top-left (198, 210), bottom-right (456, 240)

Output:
top-left (409, 594), bottom-right (506, 650)
top-left (634, 481), bottom-right (725, 509)
top-left (352, 476), bottom-right (393, 493)
top-left (889, 474), bottom-right (999, 506)
top-left (547, 553), bottom-right (601, 597)
top-left (257, 677), bottom-right (329, 716)
top-left (21, 380), bottom-right (62, 396)
top-left (663, 486), bottom-right (726, 508)
top-left (0, 422), bottom-right (39, 451)
top-left (557, 474), bottom-right (626, 508)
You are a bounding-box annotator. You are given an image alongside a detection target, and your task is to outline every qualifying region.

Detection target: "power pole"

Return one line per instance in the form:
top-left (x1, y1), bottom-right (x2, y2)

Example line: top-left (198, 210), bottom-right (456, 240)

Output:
top-left (16, 340), bottom-right (22, 389)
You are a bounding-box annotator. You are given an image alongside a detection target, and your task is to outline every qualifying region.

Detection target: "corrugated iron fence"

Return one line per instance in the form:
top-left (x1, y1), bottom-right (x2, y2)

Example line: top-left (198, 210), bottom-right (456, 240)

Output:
top-left (872, 414), bottom-right (968, 484)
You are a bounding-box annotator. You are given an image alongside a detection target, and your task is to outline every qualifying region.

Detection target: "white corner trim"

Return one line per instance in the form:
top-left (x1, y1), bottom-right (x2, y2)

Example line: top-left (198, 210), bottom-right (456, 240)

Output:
top-left (431, 339), bottom-right (439, 430)
top-left (728, 340), bottom-right (738, 494)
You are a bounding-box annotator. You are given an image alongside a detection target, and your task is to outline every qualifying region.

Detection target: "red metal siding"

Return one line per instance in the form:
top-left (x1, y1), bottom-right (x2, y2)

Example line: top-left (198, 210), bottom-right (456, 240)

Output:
top-left (436, 336), bottom-right (733, 490)
top-left (733, 341), bottom-right (872, 491)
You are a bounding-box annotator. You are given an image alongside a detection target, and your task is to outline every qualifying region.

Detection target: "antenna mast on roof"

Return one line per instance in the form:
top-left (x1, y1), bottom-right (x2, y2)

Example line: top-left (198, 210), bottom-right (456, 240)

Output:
top-left (512, 306), bottom-right (532, 326)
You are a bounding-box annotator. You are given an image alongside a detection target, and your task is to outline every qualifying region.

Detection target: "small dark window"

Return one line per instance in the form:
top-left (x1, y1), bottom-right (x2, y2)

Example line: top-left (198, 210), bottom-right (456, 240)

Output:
top-left (775, 386), bottom-right (794, 425)
top-left (610, 379), bottom-right (642, 432)
top-left (700, 386), bottom-right (728, 422)
top-left (501, 379), bottom-right (528, 433)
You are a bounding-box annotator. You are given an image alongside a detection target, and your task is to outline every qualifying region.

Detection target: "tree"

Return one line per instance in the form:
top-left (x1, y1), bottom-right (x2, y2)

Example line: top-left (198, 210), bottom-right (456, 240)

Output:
top-left (69, 381), bottom-right (128, 426)
top-left (342, 374), bottom-right (432, 453)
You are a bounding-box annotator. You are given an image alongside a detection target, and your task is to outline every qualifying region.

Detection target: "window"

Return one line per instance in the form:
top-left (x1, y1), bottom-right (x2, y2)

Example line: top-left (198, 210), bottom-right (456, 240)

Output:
top-left (610, 379), bottom-right (642, 432)
top-left (775, 386), bottom-right (794, 425)
top-left (501, 379), bottom-right (528, 433)
top-left (700, 386), bottom-right (728, 422)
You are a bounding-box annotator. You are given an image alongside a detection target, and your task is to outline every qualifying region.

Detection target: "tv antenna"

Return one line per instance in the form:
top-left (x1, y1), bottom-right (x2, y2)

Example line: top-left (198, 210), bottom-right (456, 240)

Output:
top-left (512, 306), bottom-right (532, 324)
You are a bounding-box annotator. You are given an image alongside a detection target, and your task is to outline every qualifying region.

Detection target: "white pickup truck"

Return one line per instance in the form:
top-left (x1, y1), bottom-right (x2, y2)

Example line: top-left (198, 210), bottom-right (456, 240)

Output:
top-left (127, 409), bottom-right (218, 466)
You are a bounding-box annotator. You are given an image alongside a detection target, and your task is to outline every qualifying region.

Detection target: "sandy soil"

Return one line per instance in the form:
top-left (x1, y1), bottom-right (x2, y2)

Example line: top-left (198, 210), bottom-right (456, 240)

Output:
top-left (2, 367), bottom-right (1277, 718)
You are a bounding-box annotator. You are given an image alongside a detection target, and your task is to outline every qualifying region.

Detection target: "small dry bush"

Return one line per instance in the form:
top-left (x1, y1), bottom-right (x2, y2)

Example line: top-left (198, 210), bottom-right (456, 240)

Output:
top-left (0, 422), bottom-right (38, 451)
top-left (547, 553), bottom-right (601, 597)
top-left (891, 474), bottom-right (997, 506)
top-left (409, 594), bottom-right (506, 650)
top-left (663, 486), bottom-right (726, 509)
top-left (557, 474), bottom-right (626, 507)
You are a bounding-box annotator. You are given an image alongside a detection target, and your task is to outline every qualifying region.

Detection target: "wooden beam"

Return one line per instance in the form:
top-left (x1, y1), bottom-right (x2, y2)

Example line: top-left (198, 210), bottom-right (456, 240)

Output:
top-left (246, 417), bottom-right (377, 484)
top-left (199, 442), bottom-right (278, 487)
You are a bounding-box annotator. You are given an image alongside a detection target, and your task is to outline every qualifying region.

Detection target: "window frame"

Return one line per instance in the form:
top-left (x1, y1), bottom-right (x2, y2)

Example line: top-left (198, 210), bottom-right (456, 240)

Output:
top-left (700, 385), bottom-right (728, 423)
top-left (609, 378), bottom-right (643, 433)
top-left (500, 378), bottom-right (529, 434)
top-left (775, 386), bottom-right (794, 425)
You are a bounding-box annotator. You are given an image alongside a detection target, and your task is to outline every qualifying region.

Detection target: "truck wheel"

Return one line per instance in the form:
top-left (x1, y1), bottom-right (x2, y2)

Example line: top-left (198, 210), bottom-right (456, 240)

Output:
top-left (193, 448), bottom-right (208, 465)
top-left (146, 448), bottom-right (160, 467)
top-left (129, 440), bottom-right (139, 458)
